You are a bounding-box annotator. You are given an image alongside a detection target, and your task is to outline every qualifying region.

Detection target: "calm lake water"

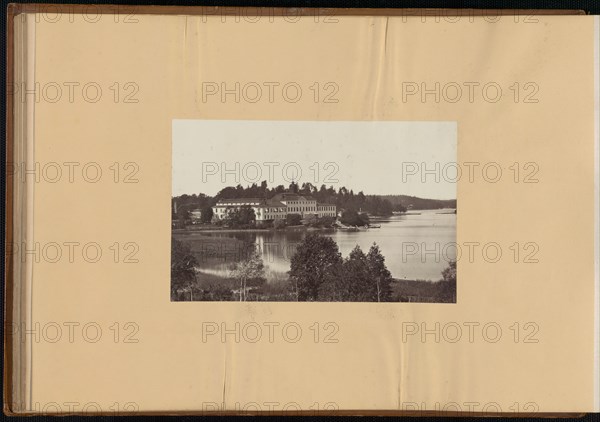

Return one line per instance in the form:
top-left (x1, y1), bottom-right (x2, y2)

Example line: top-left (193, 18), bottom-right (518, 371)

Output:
top-left (175, 209), bottom-right (456, 282)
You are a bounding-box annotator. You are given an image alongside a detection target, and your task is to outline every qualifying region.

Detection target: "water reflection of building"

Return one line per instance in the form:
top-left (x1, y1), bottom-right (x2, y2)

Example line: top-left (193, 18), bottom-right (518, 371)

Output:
top-left (212, 194), bottom-right (336, 222)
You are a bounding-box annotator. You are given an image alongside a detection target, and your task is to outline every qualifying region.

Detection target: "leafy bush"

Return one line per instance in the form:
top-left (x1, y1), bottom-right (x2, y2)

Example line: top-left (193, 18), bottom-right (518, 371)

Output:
top-left (286, 213), bottom-right (302, 226)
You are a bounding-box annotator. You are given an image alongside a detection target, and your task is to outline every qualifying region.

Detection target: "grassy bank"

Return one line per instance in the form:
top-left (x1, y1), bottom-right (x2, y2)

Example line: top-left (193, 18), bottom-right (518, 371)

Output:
top-left (173, 271), bottom-right (297, 302)
top-left (174, 271), bottom-right (454, 303)
top-left (391, 278), bottom-right (456, 303)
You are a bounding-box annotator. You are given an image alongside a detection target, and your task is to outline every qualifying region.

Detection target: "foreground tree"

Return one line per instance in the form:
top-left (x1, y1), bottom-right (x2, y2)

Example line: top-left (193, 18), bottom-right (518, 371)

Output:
top-left (343, 246), bottom-right (374, 301)
top-left (367, 243), bottom-right (393, 302)
top-left (439, 260), bottom-right (457, 302)
top-left (317, 261), bottom-right (348, 301)
top-left (229, 250), bottom-right (265, 301)
top-left (289, 233), bottom-right (342, 301)
top-left (171, 239), bottom-right (198, 300)
top-left (290, 237), bottom-right (395, 302)
top-left (441, 260), bottom-right (456, 283)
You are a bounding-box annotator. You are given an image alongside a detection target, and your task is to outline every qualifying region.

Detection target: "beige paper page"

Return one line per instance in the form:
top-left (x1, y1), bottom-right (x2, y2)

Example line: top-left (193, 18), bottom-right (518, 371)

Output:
top-left (13, 11), bottom-right (600, 413)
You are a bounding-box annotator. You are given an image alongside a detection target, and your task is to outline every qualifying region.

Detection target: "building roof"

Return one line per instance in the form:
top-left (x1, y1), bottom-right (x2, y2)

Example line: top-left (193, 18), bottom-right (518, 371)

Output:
top-left (214, 194), bottom-right (329, 207)
top-left (264, 199), bottom-right (286, 207)
top-left (271, 193), bottom-right (315, 202)
top-left (215, 198), bottom-right (263, 205)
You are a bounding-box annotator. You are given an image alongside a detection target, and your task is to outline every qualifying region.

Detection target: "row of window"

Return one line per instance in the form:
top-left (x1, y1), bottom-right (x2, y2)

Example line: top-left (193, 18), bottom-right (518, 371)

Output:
top-left (260, 211), bottom-right (336, 219)
top-left (289, 206), bottom-right (315, 212)
top-left (215, 206), bottom-right (335, 214)
top-left (265, 206), bottom-right (335, 213)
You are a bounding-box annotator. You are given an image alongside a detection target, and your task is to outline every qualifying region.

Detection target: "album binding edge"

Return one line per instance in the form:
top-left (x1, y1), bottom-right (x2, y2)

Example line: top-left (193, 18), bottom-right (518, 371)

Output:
top-left (4, 5), bottom-right (36, 416)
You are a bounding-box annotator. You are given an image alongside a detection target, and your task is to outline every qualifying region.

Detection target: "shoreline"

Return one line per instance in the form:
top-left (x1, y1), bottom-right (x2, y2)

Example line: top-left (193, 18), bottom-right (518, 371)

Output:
top-left (173, 226), bottom-right (336, 234)
top-left (172, 209), bottom-right (457, 234)
top-left (192, 269), bottom-right (430, 286)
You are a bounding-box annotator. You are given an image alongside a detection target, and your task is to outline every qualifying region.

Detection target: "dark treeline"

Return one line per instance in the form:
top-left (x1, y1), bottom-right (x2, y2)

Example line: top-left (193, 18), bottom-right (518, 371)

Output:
top-left (290, 234), bottom-right (394, 302)
top-left (381, 195), bottom-right (456, 211)
top-left (173, 181), bottom-right (412, 219)
top-left (171, 234), bottom-right (457, 302)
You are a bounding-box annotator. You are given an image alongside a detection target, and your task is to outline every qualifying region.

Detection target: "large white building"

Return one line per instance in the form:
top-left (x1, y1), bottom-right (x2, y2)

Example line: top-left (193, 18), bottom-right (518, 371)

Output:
top-left (317, 203), bottom-right (337, 218)
top-left (212, 194), bottom-right (336, 222)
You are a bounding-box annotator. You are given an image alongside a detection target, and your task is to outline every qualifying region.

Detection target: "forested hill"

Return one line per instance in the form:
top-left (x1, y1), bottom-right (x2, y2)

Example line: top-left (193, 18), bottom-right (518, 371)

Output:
top-left (172, 182), bottom-right (456, 219)
top-left (380, 195), bottom-right (457, 210)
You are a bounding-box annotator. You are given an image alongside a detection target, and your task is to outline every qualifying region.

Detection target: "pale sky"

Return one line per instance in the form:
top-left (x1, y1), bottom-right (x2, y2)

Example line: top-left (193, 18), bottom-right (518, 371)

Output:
top-left (172, 120), bottom-right (457, 199)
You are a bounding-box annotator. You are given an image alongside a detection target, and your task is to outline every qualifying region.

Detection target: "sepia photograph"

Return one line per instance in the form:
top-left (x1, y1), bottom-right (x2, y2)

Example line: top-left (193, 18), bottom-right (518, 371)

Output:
top-left (172, 120), bottom-right (457, 302)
